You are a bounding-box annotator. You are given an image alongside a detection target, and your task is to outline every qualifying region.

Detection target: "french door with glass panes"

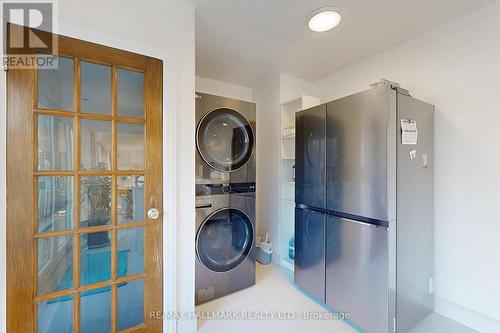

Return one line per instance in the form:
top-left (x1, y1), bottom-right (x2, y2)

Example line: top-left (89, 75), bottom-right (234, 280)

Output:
top-left (7, 30), bottom-right (163, 333)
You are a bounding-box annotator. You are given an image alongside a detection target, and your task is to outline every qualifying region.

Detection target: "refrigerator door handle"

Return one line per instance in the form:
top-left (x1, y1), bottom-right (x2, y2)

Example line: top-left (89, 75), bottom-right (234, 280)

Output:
top-left (296, 205), bottom-right (315, 214)
top-left (338, 217), bottom-right (388, 229)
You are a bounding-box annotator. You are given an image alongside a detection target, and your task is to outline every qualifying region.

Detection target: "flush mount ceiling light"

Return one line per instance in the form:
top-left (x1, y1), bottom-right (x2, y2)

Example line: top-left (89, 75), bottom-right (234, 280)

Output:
top-left (307, 7), bottom-right (342, 32)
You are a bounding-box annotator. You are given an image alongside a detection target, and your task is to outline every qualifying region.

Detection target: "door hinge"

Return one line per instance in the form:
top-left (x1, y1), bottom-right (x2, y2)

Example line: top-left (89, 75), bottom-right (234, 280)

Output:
top-left (371, 79), bottom-right (410, 96)
top-left (393, 317), bottom-right (397, 333)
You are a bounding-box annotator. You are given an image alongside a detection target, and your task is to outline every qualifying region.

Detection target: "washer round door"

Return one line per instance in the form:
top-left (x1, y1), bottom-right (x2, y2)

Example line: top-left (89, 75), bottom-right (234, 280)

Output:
top-left (196, 208), bottom-right (254, 273)
top-left (196, 108), bottom-right (254, 172)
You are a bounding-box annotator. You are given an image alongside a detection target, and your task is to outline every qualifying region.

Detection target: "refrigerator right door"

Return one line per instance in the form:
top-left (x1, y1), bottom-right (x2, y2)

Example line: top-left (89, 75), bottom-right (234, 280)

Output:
top-left (326, 215), bottom-right (389, 333)
top-left (326, 86), bottom-right (393, 221)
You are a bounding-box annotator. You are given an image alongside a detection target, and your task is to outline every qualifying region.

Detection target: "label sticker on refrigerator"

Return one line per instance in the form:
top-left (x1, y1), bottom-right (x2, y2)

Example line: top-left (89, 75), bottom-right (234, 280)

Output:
top-left (401, 119), bottom-right (418, 145)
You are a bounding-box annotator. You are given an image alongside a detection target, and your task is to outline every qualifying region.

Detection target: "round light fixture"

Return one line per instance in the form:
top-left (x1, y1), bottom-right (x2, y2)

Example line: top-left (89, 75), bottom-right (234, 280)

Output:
top-left (307, 7), bottom-right (342, 32)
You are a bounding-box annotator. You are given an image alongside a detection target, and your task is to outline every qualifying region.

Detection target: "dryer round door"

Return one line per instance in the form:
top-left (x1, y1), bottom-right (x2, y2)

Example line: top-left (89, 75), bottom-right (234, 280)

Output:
top-left (196, 108), bottom-right (254, 172)
top-left (196, 208), bottom-right (254, 273)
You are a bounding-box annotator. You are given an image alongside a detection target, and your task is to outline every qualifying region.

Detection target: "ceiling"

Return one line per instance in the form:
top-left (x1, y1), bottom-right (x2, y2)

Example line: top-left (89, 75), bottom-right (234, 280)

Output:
top-left (186, 0), bottom-right (494, 86)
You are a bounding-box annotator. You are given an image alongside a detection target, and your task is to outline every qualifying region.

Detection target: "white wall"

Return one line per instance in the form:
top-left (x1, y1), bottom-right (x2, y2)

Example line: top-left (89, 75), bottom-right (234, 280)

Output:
top-left (196, 76), bottom-right (254, 102)
top-left (279, 73), bottom-right (320, 104)
top-left (0, 1), bottom-right (196, 332)
top-left (315, 3), bottom-right (500, 332)
top-left (253, 74), bottom-right (281, 252)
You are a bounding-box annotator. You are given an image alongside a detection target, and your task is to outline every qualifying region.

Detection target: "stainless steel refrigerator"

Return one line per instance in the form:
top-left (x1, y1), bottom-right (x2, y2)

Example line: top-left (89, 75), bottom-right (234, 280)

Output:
top-left (294, 82), bottom-right (434, 333)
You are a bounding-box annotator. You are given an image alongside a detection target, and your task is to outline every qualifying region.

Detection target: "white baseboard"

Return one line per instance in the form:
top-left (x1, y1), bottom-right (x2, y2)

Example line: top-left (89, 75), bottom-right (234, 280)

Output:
top-left (434, 297), bottom-right (500, 333)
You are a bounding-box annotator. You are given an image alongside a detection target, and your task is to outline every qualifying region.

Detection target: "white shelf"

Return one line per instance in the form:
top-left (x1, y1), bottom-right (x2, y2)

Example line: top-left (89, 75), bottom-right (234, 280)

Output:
top-left (282, 134), bottom-right (295, 140)
top-left (281, 181), bottom-right (295, 185)
top-left (281, 97), bottom-right (302, 113)
top-left (281, 257), bottom-right (294, 272)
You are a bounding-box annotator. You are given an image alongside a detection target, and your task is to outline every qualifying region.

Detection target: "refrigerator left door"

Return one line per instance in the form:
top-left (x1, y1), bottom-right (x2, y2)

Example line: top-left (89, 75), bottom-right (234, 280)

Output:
top-left (294, 208), bottom-right (325, 302)
top-left (295, 104), bottom-right (326, 209)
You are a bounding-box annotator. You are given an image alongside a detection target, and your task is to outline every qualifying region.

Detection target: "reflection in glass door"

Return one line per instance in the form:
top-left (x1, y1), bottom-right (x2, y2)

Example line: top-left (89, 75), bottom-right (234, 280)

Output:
top-left (7, 31), bottom-right (163, 333)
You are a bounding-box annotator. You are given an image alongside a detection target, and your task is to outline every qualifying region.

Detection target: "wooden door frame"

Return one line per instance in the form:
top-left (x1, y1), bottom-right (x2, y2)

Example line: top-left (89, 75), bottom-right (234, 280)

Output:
top-left (6, 26), bottom-right (164, 332)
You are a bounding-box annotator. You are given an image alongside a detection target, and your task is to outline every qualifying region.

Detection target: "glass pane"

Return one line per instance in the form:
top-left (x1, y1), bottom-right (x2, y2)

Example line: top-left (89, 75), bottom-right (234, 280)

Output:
top-left (118, 279), bottom-right (144, 330)
top-left (117, 228), bottom-right (144, 277)
top-left (117, 175), bottom-right (144, 224)
top-left (80, 287), bottom-right (111, 333)
top-left (80, 176), bottom-right (112, 228)
top-left (38, 115), bottom-right (73, 171)
top-left (37, 236), bottom-right (73, 295)
top-left (38, 295), bottom-right (73, 333)
top-left (80, 119), bottom-right (112, 170)
top-left (38, 56), bottom-right (74, 111)
top-left (117, 122), bottom-right (144, 170)
top-left (118, 69), bottom-right (144, 118)
top-left (38, 176), bottom-right (73, 232)
top-left (80, 231), bottom-right (111, 285)
top-left (80, 61), bottom-right (111, 115)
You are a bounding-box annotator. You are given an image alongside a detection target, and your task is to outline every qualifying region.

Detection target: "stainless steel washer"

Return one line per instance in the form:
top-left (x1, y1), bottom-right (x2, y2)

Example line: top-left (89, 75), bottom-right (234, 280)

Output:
top-left (195, 186), bottom-right (256, 305)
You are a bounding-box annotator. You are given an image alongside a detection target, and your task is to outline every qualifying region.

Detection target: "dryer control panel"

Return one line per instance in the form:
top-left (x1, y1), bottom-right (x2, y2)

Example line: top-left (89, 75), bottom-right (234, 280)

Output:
top-left (195, 182), bottom-right (256, 197)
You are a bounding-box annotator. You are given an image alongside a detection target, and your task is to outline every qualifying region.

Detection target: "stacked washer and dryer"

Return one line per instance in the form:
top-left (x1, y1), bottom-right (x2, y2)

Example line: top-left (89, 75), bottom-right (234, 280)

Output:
top-left (194, 92), bottom-right (257, 305)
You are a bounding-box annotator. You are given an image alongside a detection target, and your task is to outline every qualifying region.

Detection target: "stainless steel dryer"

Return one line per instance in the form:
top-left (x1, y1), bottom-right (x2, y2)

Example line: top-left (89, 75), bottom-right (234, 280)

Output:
top-left (195, 183), bottom-right (256, 305)
top-left (195, 92), bottom-right (256, 185)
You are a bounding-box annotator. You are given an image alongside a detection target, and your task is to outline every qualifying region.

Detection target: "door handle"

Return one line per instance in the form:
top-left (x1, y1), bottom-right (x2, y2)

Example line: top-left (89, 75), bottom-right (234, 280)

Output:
top-left (339, 217), bottom-right (387, 229)
top-left (147, 208), bottom-right (161, 220)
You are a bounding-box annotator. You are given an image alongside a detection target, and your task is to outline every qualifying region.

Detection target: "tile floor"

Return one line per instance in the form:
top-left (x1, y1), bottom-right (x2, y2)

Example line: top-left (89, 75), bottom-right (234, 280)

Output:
top-left (196, 263), bottom-right (477, 333)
